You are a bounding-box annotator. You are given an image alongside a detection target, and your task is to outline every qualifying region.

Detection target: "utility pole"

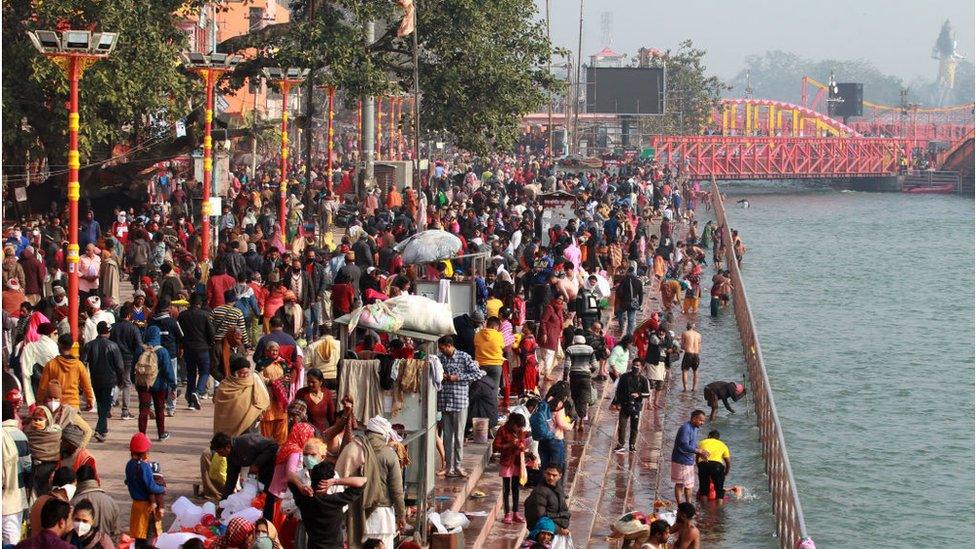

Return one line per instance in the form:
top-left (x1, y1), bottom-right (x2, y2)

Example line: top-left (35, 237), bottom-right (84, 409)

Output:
top-left (545, 0), bottom-right (553, 157)
top-left (303, 0), bottom-right (316, 176)
top-left (361, 19), bottom-right (376, 196)
top-left (573, 0), bottom-right (584, 156)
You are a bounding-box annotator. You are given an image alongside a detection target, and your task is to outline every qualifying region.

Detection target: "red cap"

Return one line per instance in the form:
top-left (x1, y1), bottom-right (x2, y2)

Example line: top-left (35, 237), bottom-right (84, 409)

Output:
top-left (130, 432), bottom-right (152, 453)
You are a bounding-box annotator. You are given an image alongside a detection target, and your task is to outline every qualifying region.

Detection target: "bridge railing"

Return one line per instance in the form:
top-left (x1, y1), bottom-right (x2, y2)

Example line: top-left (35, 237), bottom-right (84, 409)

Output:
top-left (711, 181), bottom-right (811, 548)
top-left (651, 135), bottom-right (909, 179)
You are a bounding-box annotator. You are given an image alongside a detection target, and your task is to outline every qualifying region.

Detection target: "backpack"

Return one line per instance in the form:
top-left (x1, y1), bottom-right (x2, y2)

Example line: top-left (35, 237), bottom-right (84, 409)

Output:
top-left (579, 291), bottom-right (600, 317)
top-left (134, 345), bottom-right (161, 388)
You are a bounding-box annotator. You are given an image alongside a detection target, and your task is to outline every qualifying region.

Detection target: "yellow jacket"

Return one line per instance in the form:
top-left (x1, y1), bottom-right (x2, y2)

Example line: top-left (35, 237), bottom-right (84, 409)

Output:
top-left (38, 355), bottom-right (95, 409)
top-left (474, 328), bottom-right (505, 367)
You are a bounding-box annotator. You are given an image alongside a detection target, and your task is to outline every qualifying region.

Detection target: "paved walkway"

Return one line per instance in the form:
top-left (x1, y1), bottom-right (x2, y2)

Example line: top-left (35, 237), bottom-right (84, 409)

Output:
top-left (81, 281), bottom-right (212, 533)
top-left (76, 388), bottom-right (217, 533)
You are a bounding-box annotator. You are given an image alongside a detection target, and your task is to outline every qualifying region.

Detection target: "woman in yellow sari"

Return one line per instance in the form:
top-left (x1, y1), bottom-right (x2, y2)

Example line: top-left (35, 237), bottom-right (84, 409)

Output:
top-left (255, 341), bottom-right (289, 445)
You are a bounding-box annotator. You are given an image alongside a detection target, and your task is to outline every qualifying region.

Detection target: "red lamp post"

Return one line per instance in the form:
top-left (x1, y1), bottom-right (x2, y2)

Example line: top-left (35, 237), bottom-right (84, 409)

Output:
top-left (184, 52), bottom-right (242, 265)
top-left (326, 86), bottom-right (335, 193)
top-left (27, 29), bottom-right (118, 354)
top-left (263, 67), bottom-right (309, 244)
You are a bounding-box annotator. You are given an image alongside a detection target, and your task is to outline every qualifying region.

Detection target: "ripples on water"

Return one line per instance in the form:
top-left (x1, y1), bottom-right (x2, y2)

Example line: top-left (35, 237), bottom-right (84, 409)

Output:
top-left (720, 181), bottom-right (975, 548)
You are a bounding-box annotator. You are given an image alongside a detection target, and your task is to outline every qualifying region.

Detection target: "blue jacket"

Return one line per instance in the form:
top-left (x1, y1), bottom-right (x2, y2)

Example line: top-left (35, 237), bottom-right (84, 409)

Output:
top-left (530, 400), bottom-right (555, 441)
top-left (144, 326), bottom-right (176, 393)
top-left (124, 459), bottom-right (166, 501)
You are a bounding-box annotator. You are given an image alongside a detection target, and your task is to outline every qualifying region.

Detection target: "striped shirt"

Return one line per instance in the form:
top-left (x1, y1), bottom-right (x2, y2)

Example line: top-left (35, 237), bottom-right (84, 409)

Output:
top-left (212, 304), bottom-right (250, 346)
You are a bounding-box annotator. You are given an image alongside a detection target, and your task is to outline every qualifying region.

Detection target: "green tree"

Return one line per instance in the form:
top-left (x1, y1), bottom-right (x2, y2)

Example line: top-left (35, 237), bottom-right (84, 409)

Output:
top-left (2, 0), bottom-right (202, 189)
top-left (220, 0), bottom-right (558, 154)
top-left (639, 40), bottom-right (727, 136)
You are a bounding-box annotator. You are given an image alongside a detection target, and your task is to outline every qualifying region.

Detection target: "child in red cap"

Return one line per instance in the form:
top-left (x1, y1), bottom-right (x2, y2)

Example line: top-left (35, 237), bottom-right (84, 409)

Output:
top-left (124, 433), bottom-right (167, 542)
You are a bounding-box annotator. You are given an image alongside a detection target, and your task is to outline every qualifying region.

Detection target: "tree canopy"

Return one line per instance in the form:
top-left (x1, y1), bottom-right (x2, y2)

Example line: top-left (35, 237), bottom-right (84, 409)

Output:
top-left (2, 0), bottom-right (201, 178)
top-left (639, 40), bottom-right (727, 136)
top-left (221, 0), bottom-right (559, 154)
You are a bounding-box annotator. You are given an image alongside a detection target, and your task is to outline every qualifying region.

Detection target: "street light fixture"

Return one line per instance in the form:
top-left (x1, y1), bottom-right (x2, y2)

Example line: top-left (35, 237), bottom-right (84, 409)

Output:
top-left (25, 28), bottom-right (117, 355)
top-left (182, 51), bottom-right (243, 265)
top-left (262, 67), bottom-right (309, 244)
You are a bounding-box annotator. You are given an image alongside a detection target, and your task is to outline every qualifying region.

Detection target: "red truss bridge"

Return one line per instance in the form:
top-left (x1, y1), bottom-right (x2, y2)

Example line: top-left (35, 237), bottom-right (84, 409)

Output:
top-left (648, 134), bottom-right (908, 180)
top-left (521, 82), bottom-right (973, 180)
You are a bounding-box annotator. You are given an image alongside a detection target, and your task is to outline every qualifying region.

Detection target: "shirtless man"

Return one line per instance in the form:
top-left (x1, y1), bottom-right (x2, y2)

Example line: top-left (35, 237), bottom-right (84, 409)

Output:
top-left (673, 502), bottom-right (700, 549)
top-left (679, 323), bottom-right (702, 392)
top-left (732, 230), bottom-right (746, 265)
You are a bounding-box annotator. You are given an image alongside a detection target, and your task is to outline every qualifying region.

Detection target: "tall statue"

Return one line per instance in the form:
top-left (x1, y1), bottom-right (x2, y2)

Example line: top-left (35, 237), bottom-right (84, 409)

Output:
top-left (931, 20), bottom-right (964, 106)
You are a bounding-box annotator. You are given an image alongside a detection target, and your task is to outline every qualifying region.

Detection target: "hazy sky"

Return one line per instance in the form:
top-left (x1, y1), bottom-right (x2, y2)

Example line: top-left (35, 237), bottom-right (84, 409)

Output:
top-left (537, 0), bottom-right (975, 82)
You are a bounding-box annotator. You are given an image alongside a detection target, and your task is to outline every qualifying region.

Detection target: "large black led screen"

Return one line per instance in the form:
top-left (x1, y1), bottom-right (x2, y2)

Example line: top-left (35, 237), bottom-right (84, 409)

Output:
top-left (585, 67), bottom-right (665, 115)
top-left (828, 82), bottom-right (863, 117)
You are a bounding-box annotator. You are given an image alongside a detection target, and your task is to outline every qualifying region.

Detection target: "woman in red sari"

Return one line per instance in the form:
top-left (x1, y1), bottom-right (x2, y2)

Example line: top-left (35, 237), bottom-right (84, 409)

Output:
top-left (292, 369), bottom-right (336, 433)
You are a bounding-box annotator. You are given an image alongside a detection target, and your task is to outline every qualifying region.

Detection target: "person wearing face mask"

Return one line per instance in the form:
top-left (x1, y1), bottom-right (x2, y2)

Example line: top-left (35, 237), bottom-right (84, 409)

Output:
top-left (70, 466), bottom-right (119, 541)
top-left (111, 211), bottom-right (129, 246)
top-left (67, 500), bottom-right (113, 549)
top-left (47, 286), bottom-right (70, 331)
top-left (248, 519), bottom-right (282, 549)
top-left (28, 466), bottom-right (77, 536)
top-left (17, 497), bottom-right (74, 549)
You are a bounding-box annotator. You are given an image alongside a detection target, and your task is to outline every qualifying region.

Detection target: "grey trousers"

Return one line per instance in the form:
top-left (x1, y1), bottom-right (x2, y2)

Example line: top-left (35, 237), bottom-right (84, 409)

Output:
top-left (442, 408), bottom-right (468, 473)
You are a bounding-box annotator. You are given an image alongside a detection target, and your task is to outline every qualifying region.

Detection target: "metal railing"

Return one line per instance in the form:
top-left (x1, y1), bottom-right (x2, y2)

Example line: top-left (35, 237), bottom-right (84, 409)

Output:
top-left (711, 181), bottom-right (811, 548)
top-left (902, 170), bottom-right (961, 192)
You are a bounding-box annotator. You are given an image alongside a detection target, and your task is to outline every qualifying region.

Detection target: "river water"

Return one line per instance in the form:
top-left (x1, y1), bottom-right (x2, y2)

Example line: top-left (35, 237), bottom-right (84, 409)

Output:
top-left (719, 182), bottom-right (975, 547)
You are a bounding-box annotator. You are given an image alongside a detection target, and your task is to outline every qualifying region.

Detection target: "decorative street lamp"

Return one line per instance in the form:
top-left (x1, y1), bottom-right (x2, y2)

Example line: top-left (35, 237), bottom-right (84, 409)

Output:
top-left (183, 51), bottom-right (242, 264)
top-left (27, 28), bottom-right (118, 354)
top-left (326, 85), bottom-right (336, 193)
top-left (262, 67), bottom-right (309, 244)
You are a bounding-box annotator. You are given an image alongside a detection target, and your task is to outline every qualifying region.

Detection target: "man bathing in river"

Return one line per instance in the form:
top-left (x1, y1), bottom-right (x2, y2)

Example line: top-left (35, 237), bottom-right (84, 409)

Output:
top-left (673, 502), bottom-right (701, 549)
top-left (680, 323), bottom-right (702, 392)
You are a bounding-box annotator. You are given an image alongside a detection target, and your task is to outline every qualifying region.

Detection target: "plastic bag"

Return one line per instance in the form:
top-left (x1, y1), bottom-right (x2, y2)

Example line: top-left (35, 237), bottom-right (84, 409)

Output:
top-left (388, 295), bottom-right (455, 334)
top-left (347, 295), bottom-right (454, 336)
top-left (551, 533), bottom-right (574, 549)
top-left (395, 230), bottom-right (462, 264)
top-left (439, 510), bottom-right (470, 531)
top-left (169, 497), bottom-right (204, 531)
top-left (217, 478), bottom-right (259, 520)
top-left (155, 533), bottom-right (206, 549)
top-left (221, 506), bottom-right (262, 526)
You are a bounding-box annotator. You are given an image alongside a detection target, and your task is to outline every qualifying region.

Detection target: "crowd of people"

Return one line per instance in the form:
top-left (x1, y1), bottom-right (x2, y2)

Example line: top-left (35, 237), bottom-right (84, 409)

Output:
top-left (1, 147), bottom-right (752, 549)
